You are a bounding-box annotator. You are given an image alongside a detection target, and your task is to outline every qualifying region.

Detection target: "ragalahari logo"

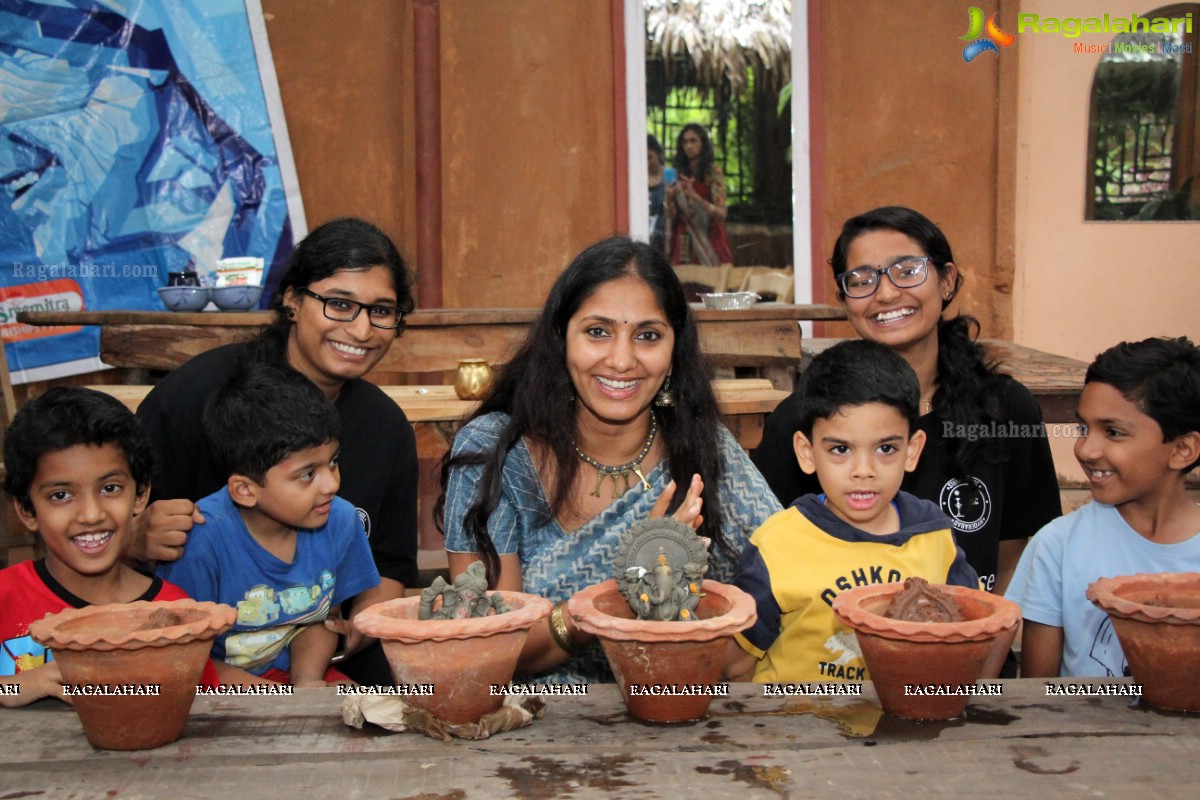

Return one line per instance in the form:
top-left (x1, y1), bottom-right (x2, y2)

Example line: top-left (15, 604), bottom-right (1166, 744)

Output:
top-left (960, 7), bottom-right (1016, 62)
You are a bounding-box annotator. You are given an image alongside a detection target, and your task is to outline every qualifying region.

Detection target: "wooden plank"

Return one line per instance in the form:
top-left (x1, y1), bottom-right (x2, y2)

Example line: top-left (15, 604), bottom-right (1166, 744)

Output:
top-left (21, 304), bottom-right (843, 374)
top-left (983, 339), bottom-right (1088, 396)
top-left (94, 319), bottom-right (806, 373)
top-left (695, 318), bottom-right (801, 367)
top-left (20, 303), bottom-right (846, 328)
top-left (3, 681), bottom-right (1196, 798)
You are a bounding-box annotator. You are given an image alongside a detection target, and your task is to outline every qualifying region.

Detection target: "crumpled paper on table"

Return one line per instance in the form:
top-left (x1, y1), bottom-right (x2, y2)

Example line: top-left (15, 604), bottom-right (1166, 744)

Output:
top-left (341, 693), bottom-right (546, 741)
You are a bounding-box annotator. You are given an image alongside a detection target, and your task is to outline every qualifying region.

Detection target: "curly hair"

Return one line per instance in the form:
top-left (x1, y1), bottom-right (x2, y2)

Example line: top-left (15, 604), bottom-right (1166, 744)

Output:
top-left (830, 206), bottom-right (1007, 474)
top-left (436, 236), bottom-right (730, 585)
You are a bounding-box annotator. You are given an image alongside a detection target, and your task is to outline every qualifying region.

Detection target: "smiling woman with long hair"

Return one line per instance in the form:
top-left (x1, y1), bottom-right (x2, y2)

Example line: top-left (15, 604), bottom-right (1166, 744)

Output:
top-left (438, 236), bottom-right (778, 682)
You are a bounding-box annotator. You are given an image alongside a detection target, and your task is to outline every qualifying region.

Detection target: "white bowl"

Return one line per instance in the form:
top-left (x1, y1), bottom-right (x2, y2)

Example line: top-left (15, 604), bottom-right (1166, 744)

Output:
top-left (699, 292), bottom-right (759, 310)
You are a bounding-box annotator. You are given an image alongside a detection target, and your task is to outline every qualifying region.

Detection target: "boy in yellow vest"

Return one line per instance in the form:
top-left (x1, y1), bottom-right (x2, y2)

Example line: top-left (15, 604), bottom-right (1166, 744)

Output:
top-left (726, 340), bottom-right (977, 682)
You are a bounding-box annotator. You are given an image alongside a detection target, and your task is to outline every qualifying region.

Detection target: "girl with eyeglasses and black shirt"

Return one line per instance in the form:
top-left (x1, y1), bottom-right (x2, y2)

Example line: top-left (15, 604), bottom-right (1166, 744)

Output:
top-left (752, 207), bottom-right (1061, 626)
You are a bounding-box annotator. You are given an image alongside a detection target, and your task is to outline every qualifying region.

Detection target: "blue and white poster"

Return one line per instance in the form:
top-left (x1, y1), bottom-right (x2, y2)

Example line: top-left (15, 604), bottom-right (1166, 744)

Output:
top-left (0, 0), bottom-right (305, 382)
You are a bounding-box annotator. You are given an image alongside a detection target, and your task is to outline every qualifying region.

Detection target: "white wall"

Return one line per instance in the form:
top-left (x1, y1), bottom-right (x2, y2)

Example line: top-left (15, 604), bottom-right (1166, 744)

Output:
top-left (1014, 0), bottom-right (1200, 363)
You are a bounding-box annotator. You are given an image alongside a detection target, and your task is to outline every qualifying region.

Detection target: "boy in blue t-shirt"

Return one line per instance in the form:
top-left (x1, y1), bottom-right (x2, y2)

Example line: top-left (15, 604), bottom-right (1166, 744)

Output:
top-left (1007, 337), bottom-right (1200, 677)
top-left (726, 340), bottom-right (977, 683)
top-left (159, 363), bottom-right (379, 685)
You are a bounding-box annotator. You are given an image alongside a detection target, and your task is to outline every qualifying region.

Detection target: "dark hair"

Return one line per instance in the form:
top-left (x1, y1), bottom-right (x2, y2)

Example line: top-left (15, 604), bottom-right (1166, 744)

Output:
top-left (673, 123), bottom-right (716, 182)
top-left (251, 217), bottom-right (415, 362)
top-left (436, 235), bottom-right (729, 584)
top-left (202, 362), bottom-right (341, 483)
top-left (4, 387), bottom-right (155, 514)
top-left (829, 205), bottom-right (1005, 475)
top-left (1086, 336), bottom-right (1200, 469)
top-left (796, 340), bottom-right (920, 439)
top-left (830, 205), bottom-right (962, 308)
top-left (647, 134), bottom-right (664, 163)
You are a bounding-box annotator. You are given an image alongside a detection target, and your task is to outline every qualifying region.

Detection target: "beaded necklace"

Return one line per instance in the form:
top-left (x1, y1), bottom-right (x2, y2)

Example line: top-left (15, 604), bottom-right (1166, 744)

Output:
top-left (575, 413), bottom-right (658, 498)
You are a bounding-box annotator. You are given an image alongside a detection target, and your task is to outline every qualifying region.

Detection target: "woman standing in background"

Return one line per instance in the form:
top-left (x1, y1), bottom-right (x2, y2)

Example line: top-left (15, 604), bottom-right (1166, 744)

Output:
top-left (666, 123), bottom-right (733, 265)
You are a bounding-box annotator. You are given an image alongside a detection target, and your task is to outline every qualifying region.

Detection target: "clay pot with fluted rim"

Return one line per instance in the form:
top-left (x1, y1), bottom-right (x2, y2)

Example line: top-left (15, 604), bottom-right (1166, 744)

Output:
top-left (568, 579), bottom-right (756, 723)
top-left (353, 592), bottom-right (552, 724)
top-left (28, 599), bottom-right (236, 750)
top-left (832, 583), bottom-right (1020, 720)
top-left (1087, 572), bottom-right (1200, 712)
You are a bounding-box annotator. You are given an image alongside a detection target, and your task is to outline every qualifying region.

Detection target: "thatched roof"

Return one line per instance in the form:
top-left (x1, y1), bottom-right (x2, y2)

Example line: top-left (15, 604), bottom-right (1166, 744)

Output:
top-left (645, 0), bottom-right (792, 96)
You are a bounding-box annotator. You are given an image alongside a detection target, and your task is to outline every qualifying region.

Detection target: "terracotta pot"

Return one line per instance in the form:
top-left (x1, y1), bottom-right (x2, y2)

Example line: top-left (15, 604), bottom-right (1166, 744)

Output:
top-left (832, 583), bottom-right (1020, 720)
top-left (28, 600), bottom-right (236, 750)
top-left (1087, 572), bottom-right (1200, 712)
top-left (354, 591), bottom-right (552, 724)
top-left (568, 579), bottom-right (756, 723)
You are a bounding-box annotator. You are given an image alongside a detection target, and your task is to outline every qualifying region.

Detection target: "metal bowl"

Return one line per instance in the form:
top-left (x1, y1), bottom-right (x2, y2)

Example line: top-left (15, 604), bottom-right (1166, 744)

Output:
top-left (699, 291), bottom-right (759, 310)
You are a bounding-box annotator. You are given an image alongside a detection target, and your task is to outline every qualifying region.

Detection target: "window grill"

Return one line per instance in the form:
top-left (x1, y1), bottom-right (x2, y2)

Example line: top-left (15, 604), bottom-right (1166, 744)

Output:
top-left (646, 56), bottom-right (754, 208)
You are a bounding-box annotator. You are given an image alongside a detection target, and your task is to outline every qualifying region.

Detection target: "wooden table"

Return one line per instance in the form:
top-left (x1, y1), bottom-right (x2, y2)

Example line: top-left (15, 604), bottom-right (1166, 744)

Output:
top-left (18, 304), bottom-right (846, 384)
top-left (804, 338), bottom-right (1088, 424)
top-left (4, 680), bottom-right (1194, 797)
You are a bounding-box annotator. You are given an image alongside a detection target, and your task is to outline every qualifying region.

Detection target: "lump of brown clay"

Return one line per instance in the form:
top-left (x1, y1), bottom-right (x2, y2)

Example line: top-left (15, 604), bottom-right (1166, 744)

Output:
top-left (139, 608), bottom-right (184, 630)
top-left (883, 577), bottom-right (964, 622)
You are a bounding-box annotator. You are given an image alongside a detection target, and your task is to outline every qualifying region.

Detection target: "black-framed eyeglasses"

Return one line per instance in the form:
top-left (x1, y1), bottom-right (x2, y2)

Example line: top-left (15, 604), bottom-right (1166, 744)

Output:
top-left (301, 289), bottom-right (405, 329)
top-left (836, 256), bottom-right (931, 299)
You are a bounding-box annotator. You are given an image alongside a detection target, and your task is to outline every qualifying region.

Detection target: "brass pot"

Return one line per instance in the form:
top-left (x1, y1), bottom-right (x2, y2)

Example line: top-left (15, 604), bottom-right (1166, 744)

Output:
top-left (454, 359), bottom-right (494, 400)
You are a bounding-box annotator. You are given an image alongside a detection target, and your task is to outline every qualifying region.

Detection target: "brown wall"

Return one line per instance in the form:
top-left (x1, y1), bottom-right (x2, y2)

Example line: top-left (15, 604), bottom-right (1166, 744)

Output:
top-left (439, 1), bottom-right (619, 307)
top-left (814, 0), bottom-right (1015, 339)
top-left (260, 3), bottom-right (1017, 329)
top-left (262, 0), bottom-right (416, 257)
top-left (262, 0), bottom-right (619, 311)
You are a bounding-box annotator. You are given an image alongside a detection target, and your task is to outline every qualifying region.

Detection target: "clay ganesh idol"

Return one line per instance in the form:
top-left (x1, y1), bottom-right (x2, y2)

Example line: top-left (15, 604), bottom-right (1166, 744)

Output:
top-left (615, 519), bottom-right (709, 622)
top-left (418, 561), bottom-right (510, 620)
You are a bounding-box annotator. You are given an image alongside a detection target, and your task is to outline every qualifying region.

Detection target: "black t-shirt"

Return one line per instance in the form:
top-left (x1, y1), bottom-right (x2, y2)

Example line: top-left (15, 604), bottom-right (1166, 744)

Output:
top-left (137, 343), bottom-right (419, 586)
top-left (751, 375), bottom-right (1061, 591)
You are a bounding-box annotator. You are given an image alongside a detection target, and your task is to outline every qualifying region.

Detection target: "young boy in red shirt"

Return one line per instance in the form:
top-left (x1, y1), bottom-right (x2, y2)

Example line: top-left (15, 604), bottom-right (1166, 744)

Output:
top-left (0, 388), bottom-right (240, 706)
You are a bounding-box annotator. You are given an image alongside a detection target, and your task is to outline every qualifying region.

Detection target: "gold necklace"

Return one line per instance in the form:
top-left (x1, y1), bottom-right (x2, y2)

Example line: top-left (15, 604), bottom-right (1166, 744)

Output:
top-left (575, 413), bottom-right (657, 498)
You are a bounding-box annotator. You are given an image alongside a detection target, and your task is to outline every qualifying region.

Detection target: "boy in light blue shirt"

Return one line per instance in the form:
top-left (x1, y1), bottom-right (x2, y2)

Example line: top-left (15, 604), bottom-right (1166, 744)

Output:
top-left (1007, 337), bottom-right (1200, 677)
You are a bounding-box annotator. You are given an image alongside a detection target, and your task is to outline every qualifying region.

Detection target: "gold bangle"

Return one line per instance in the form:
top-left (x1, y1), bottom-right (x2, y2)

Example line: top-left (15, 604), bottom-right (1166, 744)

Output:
top-left (548, 600), bottom-right (584, 654)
